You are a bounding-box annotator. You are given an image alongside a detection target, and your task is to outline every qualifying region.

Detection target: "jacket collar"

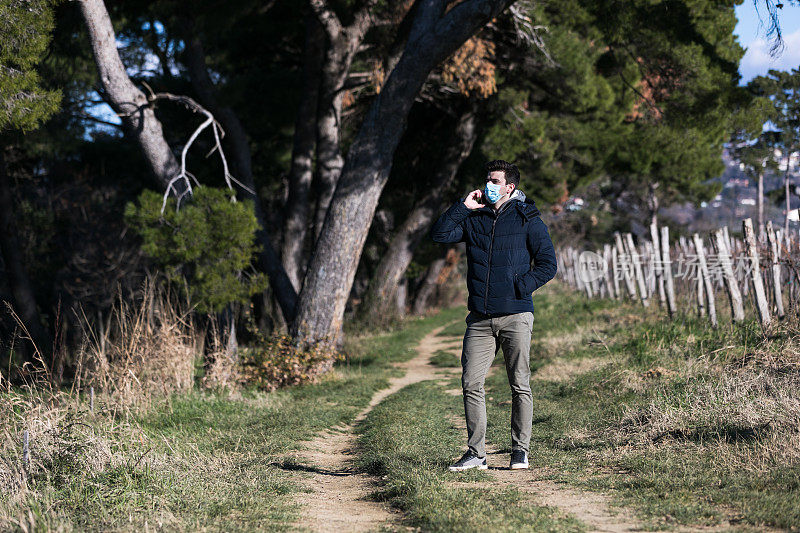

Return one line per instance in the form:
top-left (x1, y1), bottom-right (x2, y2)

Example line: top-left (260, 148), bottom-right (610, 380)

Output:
top-left (515, 198), bottom-right (540, 221)
top-left (509, 188), bottom-right (541, 220)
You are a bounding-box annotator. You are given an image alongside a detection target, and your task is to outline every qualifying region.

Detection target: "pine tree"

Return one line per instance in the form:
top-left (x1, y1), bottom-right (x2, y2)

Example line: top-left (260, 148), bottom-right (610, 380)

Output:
top-left (749, 68), bottom-right (800, 239)
top-left (1, 0), bottom-right (63, 132)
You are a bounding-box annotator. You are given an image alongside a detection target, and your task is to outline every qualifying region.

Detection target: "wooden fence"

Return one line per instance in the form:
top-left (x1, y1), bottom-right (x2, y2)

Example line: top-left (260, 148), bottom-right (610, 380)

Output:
top-left (556, 218), bottom-right (800, 330)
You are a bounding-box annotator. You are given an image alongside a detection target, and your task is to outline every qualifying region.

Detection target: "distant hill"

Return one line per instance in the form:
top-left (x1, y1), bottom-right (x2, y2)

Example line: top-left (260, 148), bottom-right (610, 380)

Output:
top-left (660, 148), bottom-right (799, 234)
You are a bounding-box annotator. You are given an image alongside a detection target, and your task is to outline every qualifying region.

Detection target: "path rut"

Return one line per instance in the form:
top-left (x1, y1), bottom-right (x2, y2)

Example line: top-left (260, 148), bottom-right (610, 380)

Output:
top-left (288, 322), bottom-right (460, 533)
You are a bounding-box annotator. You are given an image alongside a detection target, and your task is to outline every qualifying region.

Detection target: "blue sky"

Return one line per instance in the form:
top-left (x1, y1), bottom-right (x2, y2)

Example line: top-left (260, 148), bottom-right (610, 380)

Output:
top-left (736, 1), bottom-right (800, 83)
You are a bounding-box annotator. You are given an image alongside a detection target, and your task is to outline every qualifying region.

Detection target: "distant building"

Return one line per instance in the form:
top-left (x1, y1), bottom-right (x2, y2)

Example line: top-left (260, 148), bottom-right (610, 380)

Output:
top-left (724, 178), bottom-right (750, 188)
top-left (774, 148), bottom-right (800, 172)
top-left (566, 196), bottom-right (584, 211)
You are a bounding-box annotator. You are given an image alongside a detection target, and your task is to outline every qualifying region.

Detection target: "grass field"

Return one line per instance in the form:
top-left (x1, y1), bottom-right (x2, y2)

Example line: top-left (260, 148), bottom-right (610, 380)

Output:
top-left (4, 279), bottom-right (799, 531)
top-left (481, 282), bottom-right (800, 530)
top-left (1, 307), bottom-right (463, 531)
top-left (355, 380), bottom-right (586, 532)
top-left (354, 280), bottom-right (800, 531)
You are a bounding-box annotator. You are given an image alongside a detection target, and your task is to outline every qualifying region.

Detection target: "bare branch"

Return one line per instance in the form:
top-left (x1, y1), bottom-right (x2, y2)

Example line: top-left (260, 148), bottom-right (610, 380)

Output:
top-left (508, 2), bottom-right (553, 65)
top-left (72, 111), bottom-right (124, 129)
top-left (753, 0), bottom-right (787, 57)
top-left (127, 83), bottom-right (255, 213)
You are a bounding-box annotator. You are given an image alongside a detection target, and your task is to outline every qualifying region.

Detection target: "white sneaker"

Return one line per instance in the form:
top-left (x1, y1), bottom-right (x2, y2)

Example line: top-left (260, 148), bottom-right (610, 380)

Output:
top-left (448, 451), bottom-right (488, 471)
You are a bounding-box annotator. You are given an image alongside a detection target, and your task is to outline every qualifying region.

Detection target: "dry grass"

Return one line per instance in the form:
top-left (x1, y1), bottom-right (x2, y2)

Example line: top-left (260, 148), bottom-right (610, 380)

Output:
top-left (0, 370), bottom-right (146, 532)
top-left (75, 276), bottom-right (202, 408)
top-left (534, 357), bottom-right (608, 382)
top-left (0, 276), bottom-right (214, 528)
top-left (618, 368), bottom-right (800, 444)
top-left (200, 314), bottom-right (242, 392)
top-left (610, 317), bottom-right (800, 475)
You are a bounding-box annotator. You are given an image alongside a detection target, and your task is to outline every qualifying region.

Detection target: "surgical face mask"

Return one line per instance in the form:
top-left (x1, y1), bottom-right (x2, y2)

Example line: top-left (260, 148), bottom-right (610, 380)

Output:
top-left (484, 182), bottom-right (504, 204)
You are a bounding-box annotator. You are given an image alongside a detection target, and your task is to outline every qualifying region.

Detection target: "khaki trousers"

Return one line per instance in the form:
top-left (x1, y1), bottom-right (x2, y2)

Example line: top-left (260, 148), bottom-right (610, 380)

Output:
top-left (460, 310), bottom-right (534, 457)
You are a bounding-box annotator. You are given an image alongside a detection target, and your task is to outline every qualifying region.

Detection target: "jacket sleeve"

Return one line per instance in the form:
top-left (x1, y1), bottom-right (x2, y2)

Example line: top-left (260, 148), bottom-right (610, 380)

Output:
top-left (514, 217), bottom-right (558, 296)
top-left (429, 199), bottom-right (471, 244)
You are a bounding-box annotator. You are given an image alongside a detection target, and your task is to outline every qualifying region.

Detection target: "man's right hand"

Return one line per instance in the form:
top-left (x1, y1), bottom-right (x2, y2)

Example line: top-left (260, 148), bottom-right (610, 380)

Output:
top-left (464, 189), bottom-right (483, 210)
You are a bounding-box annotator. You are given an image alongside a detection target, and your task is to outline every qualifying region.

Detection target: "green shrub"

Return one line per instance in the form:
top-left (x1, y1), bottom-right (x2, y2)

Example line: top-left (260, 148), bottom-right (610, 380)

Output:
top-left (124, 186), bottom-right (268, 314)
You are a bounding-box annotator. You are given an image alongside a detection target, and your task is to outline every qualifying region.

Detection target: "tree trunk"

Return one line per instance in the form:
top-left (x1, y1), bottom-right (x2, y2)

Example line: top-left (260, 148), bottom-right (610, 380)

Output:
top-left (785, 154), bottom-right (791, 242)
top-left (313, 63), bottom-right (346, 244)
top-left (310, 0), bottom-right (378, 243)
top-left (0, 151), bottom-right (50, 363)
top-left (412, 256), bottom-right (447, 315)
top-left (758, 171), bottom-right (764, 238)
top-left (79, 0), bottom-right (298, 324)
top-left (360, 102), bottom-right (479, 317)
top-left (77, 0), bottom-right (189, 200)
top-left (224, 303), bottom-right (239, 360)
top-left (281, 14), bottom-right (325, 290)
top-left (647, 181), bottom-right (659, 229)
top-left (290, 0), bottom-right (515, 349)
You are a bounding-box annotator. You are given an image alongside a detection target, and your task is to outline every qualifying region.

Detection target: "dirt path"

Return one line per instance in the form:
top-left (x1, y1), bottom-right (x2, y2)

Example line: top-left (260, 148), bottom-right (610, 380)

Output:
top-left (286, 321), bottom-right (690, 533)
top-left (288, 322), bottom-right (462, 533)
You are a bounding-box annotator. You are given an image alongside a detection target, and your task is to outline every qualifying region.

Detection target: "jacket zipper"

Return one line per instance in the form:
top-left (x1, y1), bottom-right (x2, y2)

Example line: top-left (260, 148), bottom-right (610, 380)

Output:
top-left (484, 212), bottom-right (498, 314)
top-left (482, 200), bottom-right (518, 313)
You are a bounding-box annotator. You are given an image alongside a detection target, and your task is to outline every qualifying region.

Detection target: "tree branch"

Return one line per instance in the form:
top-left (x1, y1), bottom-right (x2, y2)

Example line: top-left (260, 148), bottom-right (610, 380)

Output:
top-left (308, 0), bottom-right (342, 40)
top-left (134, 85), bottom-right (255, 213)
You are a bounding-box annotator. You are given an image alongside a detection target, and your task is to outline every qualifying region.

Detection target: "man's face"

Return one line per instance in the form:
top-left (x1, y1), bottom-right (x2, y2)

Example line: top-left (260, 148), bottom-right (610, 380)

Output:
top-left (485, 170), bottom-right (514, 202)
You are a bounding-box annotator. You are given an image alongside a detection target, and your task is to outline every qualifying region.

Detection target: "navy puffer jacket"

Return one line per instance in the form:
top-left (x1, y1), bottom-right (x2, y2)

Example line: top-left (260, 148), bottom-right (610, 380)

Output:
top-left (429, 189), bottom-right (558, 316)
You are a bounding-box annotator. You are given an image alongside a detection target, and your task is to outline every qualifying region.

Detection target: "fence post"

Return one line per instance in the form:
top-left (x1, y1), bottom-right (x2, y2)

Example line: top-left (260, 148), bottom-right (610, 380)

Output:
top-left (611, 245), bottom-right (621, 299)
top-left (712, 228), bottom-right (745, 323)
top-left (614, 232), bottom-right (637, 299)
top-left (739, 234), bottom-right (749, 298)
top-left (625, 233), bottom-right (649, 307)
top-left (743, 217), bottom-right (772, 329)
top-left (660, 226), bottom-right (677, 319)
top-left (693, 233), bottom-right (718, 328)
top-left (692, 237), bottom-right (706, 318)
top-left (603, 243), bottom-right (617, 299)
top-left (23, 430), bottom-right (30, 470)
top-left (766, 221), bottom-right (785, 319)
top-left (789, 230), bottom-right (796, 306)
top-left (650, 223), bottom-right (666, 308)
top-left (572, 248), bottom-right (585, 295)
top-left (579, 251), bottom-right (594, 298)
top-left (594, 248), bottom-right (606, 298)
top-left (644, 241), bottom-right (656, 299)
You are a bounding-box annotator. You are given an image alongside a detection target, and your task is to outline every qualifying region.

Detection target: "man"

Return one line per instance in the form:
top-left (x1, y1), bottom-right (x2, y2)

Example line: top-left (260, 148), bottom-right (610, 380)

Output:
top-left (429, 159), bottom-right (557, 471)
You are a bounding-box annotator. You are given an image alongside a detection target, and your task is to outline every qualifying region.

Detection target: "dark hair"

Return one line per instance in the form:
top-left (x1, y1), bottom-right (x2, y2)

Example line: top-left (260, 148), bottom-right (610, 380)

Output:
top-left (485, 160), bottom-right (520, 188)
